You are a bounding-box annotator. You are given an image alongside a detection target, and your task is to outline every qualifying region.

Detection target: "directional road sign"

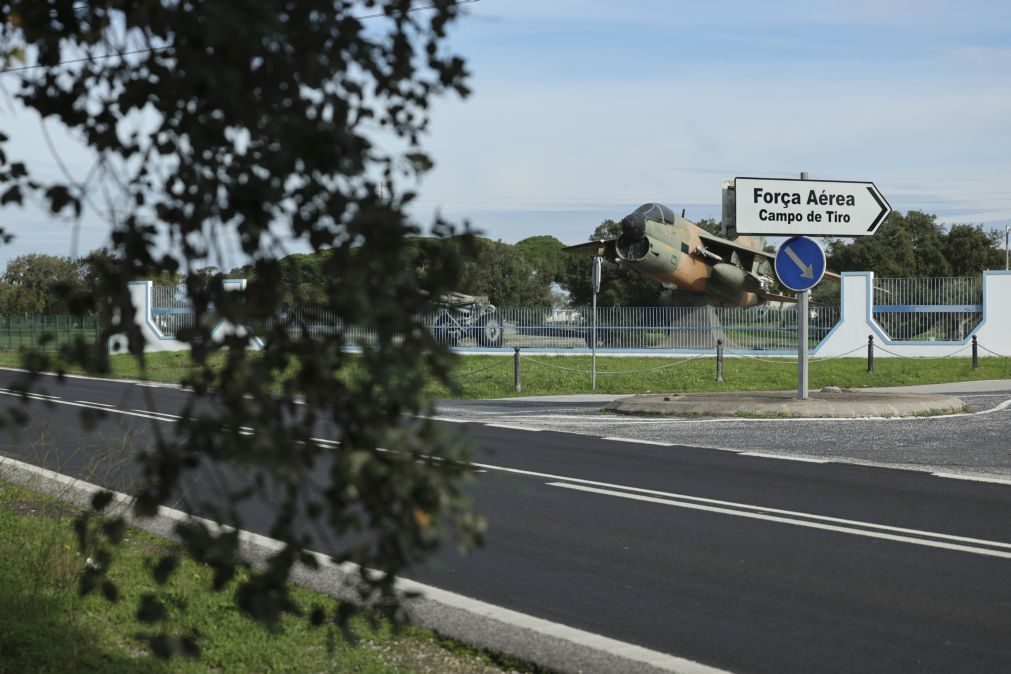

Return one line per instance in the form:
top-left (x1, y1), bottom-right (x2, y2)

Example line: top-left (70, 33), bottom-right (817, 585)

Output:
top-left (775, 236), bottom-right (826, 292)
top-left (734, 177), bottom-right (891, 236)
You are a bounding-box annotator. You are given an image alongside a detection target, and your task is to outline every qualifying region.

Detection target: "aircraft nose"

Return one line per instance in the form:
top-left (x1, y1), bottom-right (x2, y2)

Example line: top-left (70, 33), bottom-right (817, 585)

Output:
top-left (620, 212), bottom-right (646, 242)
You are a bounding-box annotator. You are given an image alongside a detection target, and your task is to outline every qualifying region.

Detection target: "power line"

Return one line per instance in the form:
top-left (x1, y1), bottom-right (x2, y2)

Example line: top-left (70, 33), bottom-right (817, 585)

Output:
top-left (1, 0), bottom-right (480, 75)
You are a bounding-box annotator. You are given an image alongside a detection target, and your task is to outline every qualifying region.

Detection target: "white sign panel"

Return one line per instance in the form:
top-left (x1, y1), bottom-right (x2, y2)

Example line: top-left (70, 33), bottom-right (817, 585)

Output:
top-left (734, 177), bottom-right (891, 236)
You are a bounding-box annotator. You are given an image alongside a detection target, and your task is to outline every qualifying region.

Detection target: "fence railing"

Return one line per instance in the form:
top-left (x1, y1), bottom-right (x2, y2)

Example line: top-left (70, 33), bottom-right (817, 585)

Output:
top-left (147, 300), bottom-right (840, 352)
top-left (148, 274), bottom-right (989, 349)
top-left (0, 315), bottom-right (102, 351)
top-left (872, 277), bottom-right (983, 341)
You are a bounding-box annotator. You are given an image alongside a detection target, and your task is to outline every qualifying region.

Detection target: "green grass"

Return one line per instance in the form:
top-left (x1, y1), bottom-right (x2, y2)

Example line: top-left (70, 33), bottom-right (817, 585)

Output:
top-left (0, 479), bottom-right (529, 673)
top-left (1, 349), bottom-right (1009, 400)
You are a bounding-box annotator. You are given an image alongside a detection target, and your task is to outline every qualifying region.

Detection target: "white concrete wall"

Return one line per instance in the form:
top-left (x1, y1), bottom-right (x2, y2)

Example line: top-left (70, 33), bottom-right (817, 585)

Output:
top-left (108, 279), bottom-right (261, 354)
top-left (813, 270), bottom-right (1011, 358)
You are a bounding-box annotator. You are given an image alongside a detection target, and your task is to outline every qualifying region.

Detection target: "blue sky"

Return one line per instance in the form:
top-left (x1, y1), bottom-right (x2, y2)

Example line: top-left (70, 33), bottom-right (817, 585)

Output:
top-left (1, 0), bottom-right (1010, 269)
top-left (413, 0), bottom-right (1011, 244)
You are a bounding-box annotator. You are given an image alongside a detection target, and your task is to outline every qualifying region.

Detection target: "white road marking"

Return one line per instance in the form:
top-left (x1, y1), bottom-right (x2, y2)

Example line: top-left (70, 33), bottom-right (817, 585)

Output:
top-left (739, 452), bottom-right (830, 464)
top-left (0, 365), bottom-right (188, 390)
top-left (931, 472), bottom-right (1011, 486)
top-left (7, 384), bottom-right (1010, 554)
top-left (602, 437), bottom-right (673, 447)
top-left (464, 460), bottom-right (1011, 552)
top-left (75, 400), bottom-right (116, 408)
top-left (131, 409), bottom-right (182, 421)
top-left (549, 482), bottom-right (1011, 560)
top-left (483, 423), bottom-right (542, 432)
top-left (435, 396), bottom-right (1011, 428)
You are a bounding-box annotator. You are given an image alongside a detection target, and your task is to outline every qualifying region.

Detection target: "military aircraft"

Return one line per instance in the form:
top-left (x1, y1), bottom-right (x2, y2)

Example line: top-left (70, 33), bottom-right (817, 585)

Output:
top-left (564, 202), bottom-right (800, 307)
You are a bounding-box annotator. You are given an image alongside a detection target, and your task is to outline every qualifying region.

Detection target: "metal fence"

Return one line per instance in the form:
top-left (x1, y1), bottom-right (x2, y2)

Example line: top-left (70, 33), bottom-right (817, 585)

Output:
top-left (151, 284), bottom-right (196, 337)
top-left (493, 306), bottom-right (838, 351)
top-left (150, 276), bottom-right (990, 349)
top-left (873, 277), bottom-right (982, 341)
top-left (148, 285), bottom-right (839, 351)
top-left (0, 315), bottom-right (102, 351)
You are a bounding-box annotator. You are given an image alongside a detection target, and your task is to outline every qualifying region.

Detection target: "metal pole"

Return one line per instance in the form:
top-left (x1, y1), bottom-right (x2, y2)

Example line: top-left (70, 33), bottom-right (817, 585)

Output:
top-left (867, 334), bottom-right (875, 373)
top-left (716, 339), bottom-right (724, 383)
top-left (797, 171), bottom-right (810, 401)
top-left (591, 256), bottom-right (601, 392)
top-left (1006, 225), bottom-right (1009, 271)
top-left (591, 289), bottom-right (597, 391)
top-left (514, 347), bottom-right (522, 393)
top-left (972, 335), bottom-right (978, 370)
top-left (798, 290), bottom-right (809, 399)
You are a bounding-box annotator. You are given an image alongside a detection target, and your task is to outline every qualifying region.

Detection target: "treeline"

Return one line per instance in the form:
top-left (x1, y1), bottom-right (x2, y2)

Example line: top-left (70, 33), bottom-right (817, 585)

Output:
top-left (0, 250), bottom-right (112, 315)
top-left (1, 211), bottom-right (1004, 314)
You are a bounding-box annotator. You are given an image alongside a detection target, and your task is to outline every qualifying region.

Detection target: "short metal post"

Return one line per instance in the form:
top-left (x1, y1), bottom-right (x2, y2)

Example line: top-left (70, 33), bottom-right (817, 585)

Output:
top-left (972, 335), bottom-right (978, 370)
top-left (716, 339), bottom-right (724, 383)
top-left (867, 334), bottom-right (874, 373)
top-left (514, 347), bottom-right (522, 393)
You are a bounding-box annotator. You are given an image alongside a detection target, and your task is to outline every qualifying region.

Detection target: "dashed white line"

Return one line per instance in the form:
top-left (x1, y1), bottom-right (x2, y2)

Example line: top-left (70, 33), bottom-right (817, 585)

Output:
top-left (75, 400), bottom-right (116, 408)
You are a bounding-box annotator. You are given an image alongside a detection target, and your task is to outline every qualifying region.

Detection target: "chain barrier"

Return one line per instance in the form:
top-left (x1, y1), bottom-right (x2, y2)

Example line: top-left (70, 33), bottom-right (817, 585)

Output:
top-left (520, 354), bottom-right (706, 375)
top-left (977, 342), bottom-right (1010, 358)
top-left (724, 349), bottom-right (796, 365)
top-left (872, 342), bottom-right (971, 359)
top-left (453, 358), bottom-right (513, 379)
top-left (725, 342), bottom-right (866, 364)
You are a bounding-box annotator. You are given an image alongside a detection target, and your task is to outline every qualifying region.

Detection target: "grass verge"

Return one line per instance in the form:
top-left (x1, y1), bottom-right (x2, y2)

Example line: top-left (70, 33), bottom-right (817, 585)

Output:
top-left (0, 350), bottom-right (1009, 399)
top-left (0, 478), bottom-right (533, 673)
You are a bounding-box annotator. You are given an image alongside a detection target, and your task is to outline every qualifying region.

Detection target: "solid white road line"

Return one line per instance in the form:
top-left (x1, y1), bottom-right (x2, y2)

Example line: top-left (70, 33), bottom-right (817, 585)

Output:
top-left (548, 482), bottom-right (1011, 560)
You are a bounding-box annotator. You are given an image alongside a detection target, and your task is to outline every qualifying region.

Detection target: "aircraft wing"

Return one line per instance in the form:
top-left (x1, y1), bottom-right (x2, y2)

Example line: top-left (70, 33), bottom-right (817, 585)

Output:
top-left (697, 230), bottom-right (774, 261)
top-left (759, 291), bottom-right (798, 303)
top-left (562, 239), bottom-right (617, 261)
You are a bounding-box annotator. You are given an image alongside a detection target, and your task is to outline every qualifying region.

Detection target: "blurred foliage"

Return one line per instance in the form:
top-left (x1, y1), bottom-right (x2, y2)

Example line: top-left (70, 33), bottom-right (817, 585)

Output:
top-left (0, 0), bottom-right (482, 657)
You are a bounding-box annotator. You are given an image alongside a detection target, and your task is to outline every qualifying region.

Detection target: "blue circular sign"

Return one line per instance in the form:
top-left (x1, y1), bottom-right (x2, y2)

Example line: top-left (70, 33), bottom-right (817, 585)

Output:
top-left (774, 236), bottom-right (826, 292)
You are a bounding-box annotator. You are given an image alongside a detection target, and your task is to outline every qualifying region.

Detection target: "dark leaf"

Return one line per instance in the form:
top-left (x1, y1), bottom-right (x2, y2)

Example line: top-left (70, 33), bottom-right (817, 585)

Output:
top-left (91, 491), bottom-right (114, 512)
top-left (137, 595), bottom-right (168, 623)
top-left (152, 554), bottom-right (178, 585)
top-left (101, 580), bottom-right (120, 603)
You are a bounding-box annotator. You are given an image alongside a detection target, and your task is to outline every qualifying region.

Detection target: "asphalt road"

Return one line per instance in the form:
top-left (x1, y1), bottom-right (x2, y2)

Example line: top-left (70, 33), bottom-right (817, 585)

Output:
top-left (1, 369), bottom-right (1010, 674)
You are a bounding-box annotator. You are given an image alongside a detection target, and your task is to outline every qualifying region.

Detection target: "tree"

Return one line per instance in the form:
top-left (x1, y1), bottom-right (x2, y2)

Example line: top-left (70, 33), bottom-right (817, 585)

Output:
top-left (0, 0), bottom-right (479, 656)
top-left (514, 235), bottom-right (565, 283)
top-left (415, 236), bottom-right (551, 306)
top-left (944, 224), bottom-right (1004, 275)
top-left (0, 253), bottom-right (86, 314)
top-left (827, 211), bottom-right (1003, 278)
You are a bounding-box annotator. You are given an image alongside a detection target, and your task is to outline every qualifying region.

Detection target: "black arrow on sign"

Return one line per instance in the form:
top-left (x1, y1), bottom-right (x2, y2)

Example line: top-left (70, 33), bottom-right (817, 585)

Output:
top-left (866, 186), bottom-right (891, 233)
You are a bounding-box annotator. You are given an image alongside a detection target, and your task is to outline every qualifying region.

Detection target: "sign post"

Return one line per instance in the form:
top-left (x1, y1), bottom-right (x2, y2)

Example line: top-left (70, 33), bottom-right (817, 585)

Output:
top-left (774, 236), bottom-right (827, 400)
top-left (734, 174), bottom-right (887, 400)
top-left (591, 256), bottom-right (601, 391)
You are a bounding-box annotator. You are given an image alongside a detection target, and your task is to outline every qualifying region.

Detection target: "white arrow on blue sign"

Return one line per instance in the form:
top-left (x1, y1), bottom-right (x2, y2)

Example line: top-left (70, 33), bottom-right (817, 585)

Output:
top-left (775, 236), bottom-right (826, 292)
